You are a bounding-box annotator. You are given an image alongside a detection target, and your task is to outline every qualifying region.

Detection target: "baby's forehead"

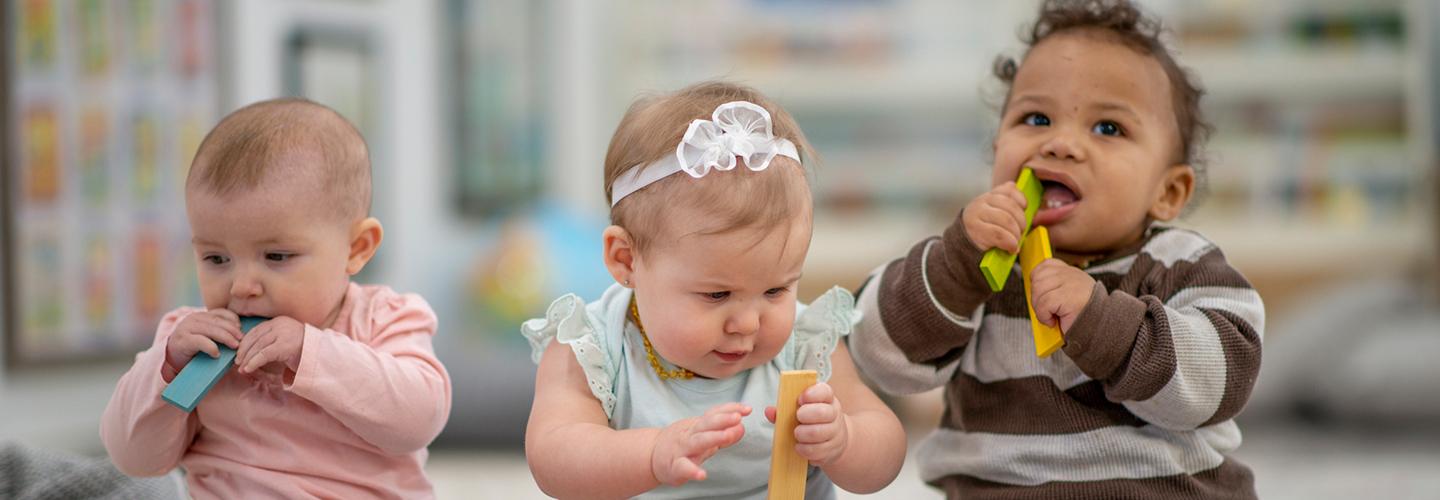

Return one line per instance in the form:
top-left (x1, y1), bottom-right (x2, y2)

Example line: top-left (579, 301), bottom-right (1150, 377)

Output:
top-left (186, 161), bottom-right (358, 231)
top-left (186, 184), bottom-right (347, 246)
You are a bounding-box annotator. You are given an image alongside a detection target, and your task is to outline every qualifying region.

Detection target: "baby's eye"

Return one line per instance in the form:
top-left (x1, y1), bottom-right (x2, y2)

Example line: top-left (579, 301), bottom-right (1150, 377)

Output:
top-left (201, 254), bottom-right (229, 266)
top-left (701, 291), bottom-right (730, 302)
top-left (1092, 120), bottom-right (1124, 137)
top-left (265, 252), bottom-right (293, 262)
top-left (1021, 112), bottom-right (1051, 127)
top-left (764, 287), bottom-right (788, 297)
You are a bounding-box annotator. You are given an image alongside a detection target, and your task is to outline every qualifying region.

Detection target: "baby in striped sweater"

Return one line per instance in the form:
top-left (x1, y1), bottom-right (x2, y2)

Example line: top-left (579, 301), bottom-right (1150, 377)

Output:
top-left (847, 1), bottom-right (1264, 498)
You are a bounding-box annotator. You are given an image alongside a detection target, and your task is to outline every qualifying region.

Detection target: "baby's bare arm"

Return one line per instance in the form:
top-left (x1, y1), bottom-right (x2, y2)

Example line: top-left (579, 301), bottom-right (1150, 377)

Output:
top-left (818, 342), bottom-right (907, 493)
top-left (526, 341), bottom-right (663, 499)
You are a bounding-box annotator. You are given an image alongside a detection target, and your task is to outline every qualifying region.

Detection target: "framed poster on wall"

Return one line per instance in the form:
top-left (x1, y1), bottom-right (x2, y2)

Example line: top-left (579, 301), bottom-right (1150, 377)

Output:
top-left (3, 0), bottom-right (218, 367)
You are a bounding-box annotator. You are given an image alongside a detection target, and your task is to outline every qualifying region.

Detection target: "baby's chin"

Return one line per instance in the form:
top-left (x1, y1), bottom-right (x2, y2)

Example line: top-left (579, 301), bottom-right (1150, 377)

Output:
top-left (690, 359), bottom-right (765, 380)
top-left (1047, 223), bottom-right (1145, 262)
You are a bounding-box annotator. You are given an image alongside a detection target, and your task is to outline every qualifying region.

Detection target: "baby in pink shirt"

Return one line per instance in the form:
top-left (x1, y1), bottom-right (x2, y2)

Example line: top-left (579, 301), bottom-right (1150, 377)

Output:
top-left (101, 98), bottom-right (451, 499)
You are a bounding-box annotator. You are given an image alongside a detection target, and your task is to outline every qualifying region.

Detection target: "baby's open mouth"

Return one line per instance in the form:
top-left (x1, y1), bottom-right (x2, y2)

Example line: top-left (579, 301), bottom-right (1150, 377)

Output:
top-left (1040, 179), bottom-right (1079, 209)
top-left (1033, 175), bottom-right (1081, 226)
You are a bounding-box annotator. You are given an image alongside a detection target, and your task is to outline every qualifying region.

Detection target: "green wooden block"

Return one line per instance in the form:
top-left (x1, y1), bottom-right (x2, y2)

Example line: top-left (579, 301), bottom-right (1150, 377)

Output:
top-left (979, 167), bottom-right (1044, 292)
top-left (161, 316), bottom-right (267, 412)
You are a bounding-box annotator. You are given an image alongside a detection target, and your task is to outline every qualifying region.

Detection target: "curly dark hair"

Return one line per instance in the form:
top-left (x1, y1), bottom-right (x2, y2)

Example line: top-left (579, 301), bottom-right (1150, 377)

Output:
top-left (994, 0), bottom-right (1213, 178)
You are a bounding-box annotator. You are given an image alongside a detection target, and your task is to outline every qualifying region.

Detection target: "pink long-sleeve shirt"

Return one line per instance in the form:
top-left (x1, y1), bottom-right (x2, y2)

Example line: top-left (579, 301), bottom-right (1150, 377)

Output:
top-left (101, 283), bottom-right (451, 499)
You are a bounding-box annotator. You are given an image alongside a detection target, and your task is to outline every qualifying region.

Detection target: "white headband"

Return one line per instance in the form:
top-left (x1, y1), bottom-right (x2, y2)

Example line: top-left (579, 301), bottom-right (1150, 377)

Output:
top-left (610, 101), bottom-right (801, 207)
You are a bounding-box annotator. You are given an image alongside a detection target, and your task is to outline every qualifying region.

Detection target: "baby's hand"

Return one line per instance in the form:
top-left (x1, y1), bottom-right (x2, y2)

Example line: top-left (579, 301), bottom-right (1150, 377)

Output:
top-left (962, 181), bottom-right (1029, 254)
top-left (652, 403), bottom-right (750, 486)
top-left (765, 382), bottom-right (848, 466)
top-left (164, 309), bottom-right (243, 383)
top-left (1030, 259), bottom-right (1096, 332)
top-left (234, 316), bottom-right (306, 381)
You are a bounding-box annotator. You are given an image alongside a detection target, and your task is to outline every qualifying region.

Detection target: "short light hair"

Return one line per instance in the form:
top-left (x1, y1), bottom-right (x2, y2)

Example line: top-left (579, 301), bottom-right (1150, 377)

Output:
top-left (604, 82), bottom-right (815, 256)
top-left (186, 97), bottom-right (371, 221)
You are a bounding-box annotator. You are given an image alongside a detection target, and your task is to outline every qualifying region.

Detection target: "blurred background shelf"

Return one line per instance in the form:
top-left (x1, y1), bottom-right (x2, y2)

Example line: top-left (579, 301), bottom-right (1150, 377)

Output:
top-left (1186, 49), bottom-right (1409, 102)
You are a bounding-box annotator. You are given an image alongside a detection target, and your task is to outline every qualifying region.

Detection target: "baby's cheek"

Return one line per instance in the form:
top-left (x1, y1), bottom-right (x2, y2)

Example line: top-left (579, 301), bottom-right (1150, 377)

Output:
top-left (757, 327), bottom-right (791, 358)
top-left (652, 323), bottom-right (710, 359)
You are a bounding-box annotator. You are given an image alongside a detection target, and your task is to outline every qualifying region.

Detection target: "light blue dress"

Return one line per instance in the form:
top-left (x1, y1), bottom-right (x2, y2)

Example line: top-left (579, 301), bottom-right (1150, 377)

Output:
top-left (523, 283), bottom-right (859, 500)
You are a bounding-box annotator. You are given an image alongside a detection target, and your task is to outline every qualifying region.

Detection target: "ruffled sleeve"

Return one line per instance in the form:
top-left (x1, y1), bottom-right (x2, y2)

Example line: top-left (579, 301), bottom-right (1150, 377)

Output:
top-left (521, 294), bottom-right (620, 417)
top-left (779, 287), bottom-right (861, 382)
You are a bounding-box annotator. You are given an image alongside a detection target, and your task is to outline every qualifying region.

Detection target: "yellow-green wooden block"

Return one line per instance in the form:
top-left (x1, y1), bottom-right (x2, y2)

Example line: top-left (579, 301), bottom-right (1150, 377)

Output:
top-left (979, 167), bottom-right (1044, 292)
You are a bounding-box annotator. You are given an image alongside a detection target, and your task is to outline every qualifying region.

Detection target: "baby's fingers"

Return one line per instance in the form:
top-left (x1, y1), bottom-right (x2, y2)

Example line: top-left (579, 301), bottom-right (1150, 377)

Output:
top-left (235, 329), bottom-right (275, 372)
top-left (206, 308), bottom-right (241, 325)
top-left (978, 203), bottom-right (1024, 241)
top-left (190, 315), bottom-right (243, 346)
top-left (201, 321), bottom-right (242, 349)
top-left (795, 402), bottom-right (839, 426)
top-left (174, 335), bottom-right (221, 360)
top-left (240, 344), bottom-right (274, 374)
top-left (702, 402), bottom-right (751, 419)
top-left (995, 181), bottom-right (1029, 209)
top-left (694, 404), bottom-right (749, 431)
top-left (799, 382), bottom-right (835, 405)
top-left (685, 425), bottom-right (745, 455)
top-left (973, 207), bottom-right (1024, 254)
top-left (666, 457), bottom-right (707, 485)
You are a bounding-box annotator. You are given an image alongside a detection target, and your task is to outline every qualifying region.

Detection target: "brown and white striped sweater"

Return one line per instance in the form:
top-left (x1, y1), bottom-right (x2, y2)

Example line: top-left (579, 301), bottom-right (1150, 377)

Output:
top-left (849, 216), bottom-right (1264, 500)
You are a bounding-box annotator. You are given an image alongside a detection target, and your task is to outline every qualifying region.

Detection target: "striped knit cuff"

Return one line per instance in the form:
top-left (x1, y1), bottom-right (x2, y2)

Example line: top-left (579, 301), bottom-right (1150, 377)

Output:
top-left (931, 210), bottom-right (993, 309)
top-left (1062, 282), bottom-right (1146, 380)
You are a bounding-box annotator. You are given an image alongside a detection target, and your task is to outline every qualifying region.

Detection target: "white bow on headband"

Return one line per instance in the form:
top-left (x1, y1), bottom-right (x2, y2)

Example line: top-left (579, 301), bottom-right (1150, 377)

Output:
top-left (610, 101), bottom-right (801, 206)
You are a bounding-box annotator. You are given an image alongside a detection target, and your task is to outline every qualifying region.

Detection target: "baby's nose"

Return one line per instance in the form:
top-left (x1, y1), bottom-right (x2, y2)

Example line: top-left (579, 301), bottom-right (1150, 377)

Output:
top-left (1039, 131), bottom-right (1084, 162)
top-left (229, 268), bottom-right (262, 298)
top-left (725, 307), bottom-right (760, 336)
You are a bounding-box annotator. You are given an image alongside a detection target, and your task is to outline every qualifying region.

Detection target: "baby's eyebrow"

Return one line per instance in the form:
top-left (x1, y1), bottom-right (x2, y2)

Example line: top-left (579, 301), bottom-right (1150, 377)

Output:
top-left (252, 236), bottom-right (291, 246)
top-left (1009, 94), bottom-right (1054, 108)
top-left (189, 235), bottom-right (300, 247)
top-left (1091, 101), bottom-right (1141, 120)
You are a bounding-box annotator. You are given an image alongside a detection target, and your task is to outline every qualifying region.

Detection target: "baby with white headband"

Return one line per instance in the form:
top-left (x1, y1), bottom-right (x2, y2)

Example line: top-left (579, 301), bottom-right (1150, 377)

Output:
top-left (522, 81), bottom-right (905, 499)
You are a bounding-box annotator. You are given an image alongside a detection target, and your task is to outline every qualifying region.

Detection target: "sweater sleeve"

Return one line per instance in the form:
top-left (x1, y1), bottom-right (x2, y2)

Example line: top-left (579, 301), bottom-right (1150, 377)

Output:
top-left (1062, 232), bottom-right (1265, 430)
top-left (848, 211), bottom-right (996, 395)
top-left (100, 309), bottom-right (204, 477)
top-left (283, 292), bottom-right (451, 454)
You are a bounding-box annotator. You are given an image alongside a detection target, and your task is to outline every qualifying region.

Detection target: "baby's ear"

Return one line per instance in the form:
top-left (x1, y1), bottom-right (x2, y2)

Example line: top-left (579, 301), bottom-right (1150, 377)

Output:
top-left (1149, 164), bottom-right (1196, 222)
top-left (602, 225), bottom-right (635, 287)
top-left (346, 217), bottom-right (384, 275)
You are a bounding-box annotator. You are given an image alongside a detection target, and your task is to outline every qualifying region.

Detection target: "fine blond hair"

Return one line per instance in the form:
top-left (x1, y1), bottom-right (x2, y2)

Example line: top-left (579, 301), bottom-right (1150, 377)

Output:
top-left (604, 82), bottom-right (815, 256)
top-left (186, 97), bottom-right (371, 221)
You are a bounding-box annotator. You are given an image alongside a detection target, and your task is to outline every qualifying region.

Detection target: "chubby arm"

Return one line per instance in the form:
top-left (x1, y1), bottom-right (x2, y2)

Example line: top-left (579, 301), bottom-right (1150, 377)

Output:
top-left (813, 342), bottom-right (906, 493)
top-left (526, 341), bottom-right (748, 499)
top-left (100, 310), bottom-right (203, 476)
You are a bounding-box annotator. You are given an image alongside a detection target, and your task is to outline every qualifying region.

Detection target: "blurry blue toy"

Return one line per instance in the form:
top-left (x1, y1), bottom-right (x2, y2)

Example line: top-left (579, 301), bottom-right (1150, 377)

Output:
top-left (161, 316), bottom-right (267, 412)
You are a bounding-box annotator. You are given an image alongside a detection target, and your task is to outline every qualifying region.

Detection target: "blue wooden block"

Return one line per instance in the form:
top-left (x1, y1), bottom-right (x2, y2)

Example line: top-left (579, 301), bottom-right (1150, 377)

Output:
top-left (161, 316), bottom-right (267, 412)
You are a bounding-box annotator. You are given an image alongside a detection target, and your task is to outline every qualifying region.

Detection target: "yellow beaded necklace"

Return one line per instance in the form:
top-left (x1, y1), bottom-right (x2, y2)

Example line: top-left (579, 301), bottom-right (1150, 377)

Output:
top-left (629, 297), bottom-right (695, 380)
